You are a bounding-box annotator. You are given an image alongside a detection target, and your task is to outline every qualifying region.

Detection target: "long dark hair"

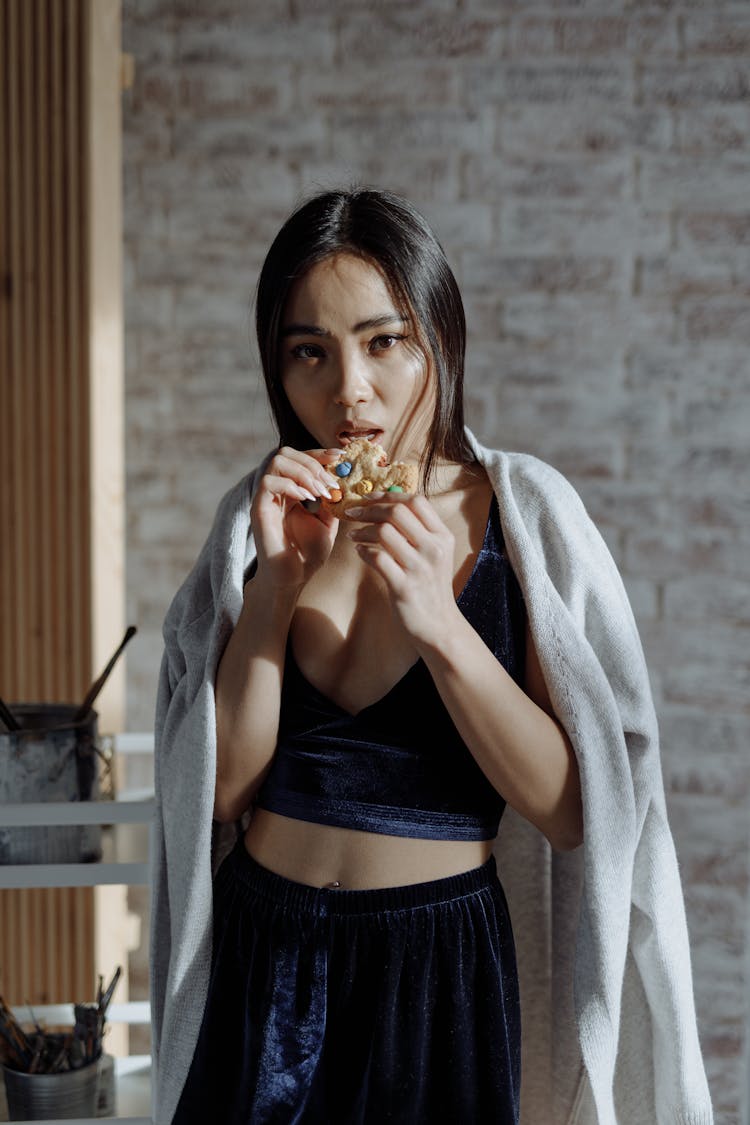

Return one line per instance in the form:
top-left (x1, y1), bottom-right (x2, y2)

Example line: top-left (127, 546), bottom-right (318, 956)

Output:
top-left (255, 188), bottom-right (474, 488)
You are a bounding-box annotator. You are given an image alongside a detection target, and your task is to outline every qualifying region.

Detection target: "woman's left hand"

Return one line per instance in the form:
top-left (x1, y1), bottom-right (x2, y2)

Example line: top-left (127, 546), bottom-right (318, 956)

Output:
top-left (345, 494), bottom-right (462, 650)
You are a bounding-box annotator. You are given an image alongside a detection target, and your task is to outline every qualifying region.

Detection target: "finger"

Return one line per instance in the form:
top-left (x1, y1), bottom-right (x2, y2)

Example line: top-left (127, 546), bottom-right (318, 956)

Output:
top-left (353, 542), bottom-right (408, 590)
top-left (313, 502), bottom-right (340, 531)
top-left (346, 500), bottom-right (438, 552)
top-left (348, 519), bottom-right (422, 572)
top-left (263, 452), bottom-right (336, 500)
top-left (344, 494), bottom-right (443, 533)
top-left (259, 472), bottom-right (320, 505)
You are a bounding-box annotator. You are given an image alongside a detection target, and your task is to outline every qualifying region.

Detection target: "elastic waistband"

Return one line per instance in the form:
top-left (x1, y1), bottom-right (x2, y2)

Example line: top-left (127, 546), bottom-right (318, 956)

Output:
top-left (226, 840), bottom-right (498, 916)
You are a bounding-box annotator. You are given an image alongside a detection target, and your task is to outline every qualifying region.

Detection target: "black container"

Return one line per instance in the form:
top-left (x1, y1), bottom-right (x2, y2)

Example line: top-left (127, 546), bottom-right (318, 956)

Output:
top-left (0, 704), bottom-right (102, 864)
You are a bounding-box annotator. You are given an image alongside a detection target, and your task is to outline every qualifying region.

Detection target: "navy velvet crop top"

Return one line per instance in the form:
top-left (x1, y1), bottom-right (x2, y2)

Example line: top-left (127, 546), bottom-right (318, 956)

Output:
top-left (254, 497), bottom-right (526, 841)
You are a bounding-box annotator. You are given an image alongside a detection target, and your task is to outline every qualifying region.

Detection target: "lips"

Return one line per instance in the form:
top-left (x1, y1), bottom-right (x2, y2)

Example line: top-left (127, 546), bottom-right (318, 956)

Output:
top-left (335, 422), bottom-right (384, 446)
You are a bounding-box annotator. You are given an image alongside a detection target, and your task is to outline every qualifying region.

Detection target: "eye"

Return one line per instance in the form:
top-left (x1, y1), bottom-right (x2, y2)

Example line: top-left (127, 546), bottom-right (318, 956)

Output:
top-left (370, 334), bottom-right (404, 353)
top-left (290, 343), bottom-right (325, 361)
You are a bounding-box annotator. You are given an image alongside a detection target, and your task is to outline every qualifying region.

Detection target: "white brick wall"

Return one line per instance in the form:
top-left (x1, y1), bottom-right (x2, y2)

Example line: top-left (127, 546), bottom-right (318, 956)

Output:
top-left (123, 2), bottom-right (750, 1116)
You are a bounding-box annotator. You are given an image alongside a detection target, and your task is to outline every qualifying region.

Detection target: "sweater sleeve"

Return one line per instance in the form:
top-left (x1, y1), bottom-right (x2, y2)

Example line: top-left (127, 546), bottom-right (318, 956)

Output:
top-left (149, 470), bottom-right (256, 1123)
top-left (490, 448), bottom-right (712, 1124)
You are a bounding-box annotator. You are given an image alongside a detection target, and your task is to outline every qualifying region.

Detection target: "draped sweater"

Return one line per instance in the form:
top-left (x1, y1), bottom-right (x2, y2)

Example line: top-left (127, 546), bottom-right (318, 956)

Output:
top-left (150, 432), bottom-right (713, 1125)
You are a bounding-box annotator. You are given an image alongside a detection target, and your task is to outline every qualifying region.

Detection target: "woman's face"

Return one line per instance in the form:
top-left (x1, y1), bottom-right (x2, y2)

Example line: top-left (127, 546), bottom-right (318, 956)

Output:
top-left (279, 253), bottom-right (435, 461)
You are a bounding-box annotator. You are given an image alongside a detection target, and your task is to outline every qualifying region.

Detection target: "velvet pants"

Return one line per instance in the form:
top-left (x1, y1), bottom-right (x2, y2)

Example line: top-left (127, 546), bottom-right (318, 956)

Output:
top-left (172, 840), bottom-right (520, 1124)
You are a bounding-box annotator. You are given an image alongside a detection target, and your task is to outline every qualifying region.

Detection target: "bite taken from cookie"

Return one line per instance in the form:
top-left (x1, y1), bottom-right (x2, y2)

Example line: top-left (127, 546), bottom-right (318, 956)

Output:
top-left (322, 438), bottom-right (418, 515)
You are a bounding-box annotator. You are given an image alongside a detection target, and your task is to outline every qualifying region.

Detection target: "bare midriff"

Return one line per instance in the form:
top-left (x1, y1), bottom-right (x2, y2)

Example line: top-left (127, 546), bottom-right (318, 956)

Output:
top-left (244, 808), bottom-right (494, 890)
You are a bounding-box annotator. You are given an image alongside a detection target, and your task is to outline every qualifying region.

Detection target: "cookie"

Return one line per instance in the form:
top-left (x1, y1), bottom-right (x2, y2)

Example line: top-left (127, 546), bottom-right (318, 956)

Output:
top-left (322, 438), bottom-right (418, 514)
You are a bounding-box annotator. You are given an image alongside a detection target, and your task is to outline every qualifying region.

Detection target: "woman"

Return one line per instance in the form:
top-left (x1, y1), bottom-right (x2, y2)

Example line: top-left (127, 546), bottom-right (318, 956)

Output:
top-left (151, 190), bottom-right (712, 1125)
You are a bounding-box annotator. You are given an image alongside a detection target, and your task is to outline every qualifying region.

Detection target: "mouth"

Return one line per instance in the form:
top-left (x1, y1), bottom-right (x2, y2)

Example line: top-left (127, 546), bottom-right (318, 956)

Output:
top-left (336, 424), bottom-right (384, 447)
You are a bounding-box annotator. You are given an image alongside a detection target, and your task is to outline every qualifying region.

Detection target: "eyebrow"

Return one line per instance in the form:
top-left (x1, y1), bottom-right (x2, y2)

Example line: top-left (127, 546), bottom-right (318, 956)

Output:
top-left (280, 313), bottom-right (409, 338)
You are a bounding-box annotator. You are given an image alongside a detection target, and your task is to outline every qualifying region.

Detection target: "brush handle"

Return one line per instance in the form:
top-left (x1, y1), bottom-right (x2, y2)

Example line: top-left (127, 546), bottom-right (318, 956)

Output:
top-left (73, 626), bottom-right (137, 723)
top-left (0, 696), bottom-right (21, 732)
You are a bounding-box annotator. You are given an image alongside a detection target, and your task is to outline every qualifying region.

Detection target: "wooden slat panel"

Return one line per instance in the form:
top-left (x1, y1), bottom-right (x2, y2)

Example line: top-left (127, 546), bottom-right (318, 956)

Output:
top-left (0, 0), bottom-right (96, 1010)
top-left (0, 4), bottom-right (11, 676)
top-left (0, 0), bottom-right (92, 704)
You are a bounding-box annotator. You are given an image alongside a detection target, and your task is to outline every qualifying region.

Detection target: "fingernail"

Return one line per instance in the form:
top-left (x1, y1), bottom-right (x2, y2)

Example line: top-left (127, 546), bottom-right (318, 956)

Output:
top-left (302, 489), bottom-right (317, 502)
top-left (369, 491), bottom-right (384, 500)
top-left (325, 448), bottom-right (345, 455)
top-left (346, 507), bottom-right (363, 518)
top-left (314, 482), bottom-right (333, 499)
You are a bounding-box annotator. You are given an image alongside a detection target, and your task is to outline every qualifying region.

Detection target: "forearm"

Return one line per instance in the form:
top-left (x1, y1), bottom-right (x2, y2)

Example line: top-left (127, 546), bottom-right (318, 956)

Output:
top-left (419, 609), bottom-right (583, 851)
top-left (213, 579), bottom-right (299, 822)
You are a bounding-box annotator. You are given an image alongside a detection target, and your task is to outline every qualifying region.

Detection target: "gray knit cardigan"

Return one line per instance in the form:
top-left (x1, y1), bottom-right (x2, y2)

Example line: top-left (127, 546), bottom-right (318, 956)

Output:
top-left (151, 433), bottom-right (713, 1125)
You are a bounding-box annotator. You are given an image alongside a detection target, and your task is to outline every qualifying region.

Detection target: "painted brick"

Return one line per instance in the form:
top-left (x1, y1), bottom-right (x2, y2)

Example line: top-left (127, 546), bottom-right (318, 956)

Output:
top-left (684, 12), bottom-right (750, 55)
top-left (537, 440), bottom-right (626, 483)
top-left (500, 103), bottom-right (674, 155)
top-left (637, 252), bottom-right (739, 298)
top-left (291, 0), bottom-right (455, 10)
top-left (625, 341), bottom-right (750, 393)
top-left (678, 211), bottom-right (750, 248)
top-left (174, 0), bottom-right (288, 16)
top-left (660, 707), bottom-right (750, 762)
top-left (625, 524), bottom-right (749, 581)
top-left (466, 153), bottom-right (631, 200)
top-left (676, 390), bottom-right (747, 446)
top-left (640, 59), bottom-right (750, 104)
top-left (501, 200), bottom-right (671, 255)
top-left (684, 299), bottom-right (750, 344)
top-left (664, 576), bottom-right (750, 627)
top-left (639, 154), bottom-right (750, 208)
top-left (506, 15), bottom-right (557, 55)
top-left (682, 885), bottom-right (747, 968)
top-left (640, 621), bottom-right (750, 711)
top-left (420, 202), bottom-right (495, 249)
top-left (580, 480), bottom-right (669, 531)
top-left (673, 486), bottom-right (750, 533)
top-left (625, 439), bottom-right (750, 499)
top-left (121, 115), bottom-right (173, 162)
top-left (467, 59), bottom-right (633, 107)
top-left (669, 797), bottom-right (749, 894)
top-left (501, 294), bottom-right (676, 355)
top-left (461, 252), bottom-right (626, 296)
top-left (124, 284), bottom-right (176, 331)
top-left (464, 382), bottom-right (499, 438)
top-left (676, 105), bottom-right (750, 154)
top-left (505, 14), bottom-right (679, 57)
top-left (559, 16), bottom-right (629, 52)
top-left (121, 11), bottom-right (176, 65)
top-left (296, 155), bottom-right (462, 204)
top-left (172, 115), bottom-right (330, 162)
top-left (326, 108), bottom-right (493, 158)
top-left (338, 11), bottom-right (506, 59)
top-left (621, 576), bottom-right (659, 622)
top-left (296, 63), bottom-right (461, 113)
top-left (466, 342), bottom-right (623, 394)
top-left (141, 155), bottom-right (297, 207)
top-left (175, 17), bottom-right (336, 67)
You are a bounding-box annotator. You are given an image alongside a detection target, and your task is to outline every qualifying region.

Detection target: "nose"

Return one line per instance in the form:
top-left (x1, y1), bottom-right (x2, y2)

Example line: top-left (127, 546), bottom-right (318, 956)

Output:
top-left (333, 351), bottom-right (370, 407)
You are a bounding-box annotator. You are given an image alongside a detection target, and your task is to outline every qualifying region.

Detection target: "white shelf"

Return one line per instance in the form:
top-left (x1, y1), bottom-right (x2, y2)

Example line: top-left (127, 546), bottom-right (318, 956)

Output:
top-left (0, 862), bottom-right (149, 888)
top-left (11, 1003), bottom-right (150, 1027)
top-left (0, 789), bottom-right (155, 1121)
top-left (0, 800), bottom-right (154, 887)
top-left (0, 801), bottom-right (154, 827)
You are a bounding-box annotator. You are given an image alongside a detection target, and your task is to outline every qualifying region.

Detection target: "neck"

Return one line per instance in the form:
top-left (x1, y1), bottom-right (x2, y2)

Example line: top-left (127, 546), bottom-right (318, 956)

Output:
top-left (422, 457), bottom-right (481, 497)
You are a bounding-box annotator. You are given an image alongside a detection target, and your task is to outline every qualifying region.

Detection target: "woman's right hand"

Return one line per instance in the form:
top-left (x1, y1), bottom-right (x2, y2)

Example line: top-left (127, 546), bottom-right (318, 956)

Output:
top-left (249, 446), bottom-right (341, 593)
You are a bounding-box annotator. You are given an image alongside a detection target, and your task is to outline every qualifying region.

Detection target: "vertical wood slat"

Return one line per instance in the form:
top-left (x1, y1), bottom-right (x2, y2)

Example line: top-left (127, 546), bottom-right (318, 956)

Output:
top-left (0, 0), bottom-right (122, 1010)
top-left (0, 0), bottom-right (91, 705)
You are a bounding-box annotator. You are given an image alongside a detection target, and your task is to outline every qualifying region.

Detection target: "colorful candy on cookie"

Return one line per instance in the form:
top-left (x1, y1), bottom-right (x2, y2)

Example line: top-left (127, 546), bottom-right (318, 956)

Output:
top-left (323, 437), bottom-right (418, 513)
